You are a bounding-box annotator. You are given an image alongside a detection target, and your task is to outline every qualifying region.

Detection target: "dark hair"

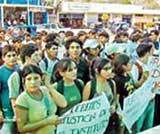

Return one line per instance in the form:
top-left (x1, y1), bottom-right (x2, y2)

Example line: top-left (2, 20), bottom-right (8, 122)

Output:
top-left (91, 58), bottom-right (110, 77)
top-left (46, 33), bottom-right (59, 42)
top-left (45, 41), bottom-right (58, 49)
top-left (2, 45), bottom-right (16, 56)
top-left (98, 32), bottom-right (109, 39)
top-left (53, 58), bottom-right (76, 81)
top-left (130, 32), bottom-right (143, 43)
top-left (113, 54), bottom-right (130, 75)
top-left (65, 37), bottom-right (83, 50)
top-left (65, 31), bottom-right (74, 37)
top-left (22, 64), bottom-right (43, 78)
top-left (136, 43), bottom-right (153, 57)
top-left (20, 43), bottom-right (38, 64)
top-left (150, 29), bottom-right (159, 36)
top-left (77, 31), bottom-right (87, 38)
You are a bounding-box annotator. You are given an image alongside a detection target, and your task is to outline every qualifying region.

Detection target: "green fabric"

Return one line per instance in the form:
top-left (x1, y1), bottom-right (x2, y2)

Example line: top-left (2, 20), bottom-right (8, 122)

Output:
top-left (58, 84), bottom-right (81, 115)
top-left (16, 87), bottom-right (57, 134)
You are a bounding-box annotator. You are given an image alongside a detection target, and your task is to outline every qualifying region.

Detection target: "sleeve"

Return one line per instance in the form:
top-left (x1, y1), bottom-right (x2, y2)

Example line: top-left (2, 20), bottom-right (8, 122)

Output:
top-left (8, 72), bottom-right (20, 99)
top-left (15, 93), bottom-right (28, 109)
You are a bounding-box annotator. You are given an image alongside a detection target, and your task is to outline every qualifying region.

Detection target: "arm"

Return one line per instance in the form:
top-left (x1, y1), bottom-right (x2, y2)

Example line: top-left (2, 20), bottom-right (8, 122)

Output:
top-left (134, 71), bottom-right (149, 89)
top-left (43, 73), bottom-right (67, 108)
top-left (8, 72), bottom-right (20, 115)
top-left (48, 83), bottom-right (67, 108)
top-left (10, 99), bottom-right (16, 117)
top-left (15, 107), bottom-right (58, 133)
top-left (82, 81), bottom-right (91, 101)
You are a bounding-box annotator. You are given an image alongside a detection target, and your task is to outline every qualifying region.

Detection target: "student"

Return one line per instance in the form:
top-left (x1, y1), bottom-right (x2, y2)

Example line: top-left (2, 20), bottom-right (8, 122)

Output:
top-left (7, 43), bottom-right (42, 116)
top-left (39, 41), bottom-right (59, 83)
top-left (20, 43), bottom-right (42, 67)
top-left (52, 58), bottom-right (84, 116)
top-left (113, 54), bottom-right (135, 134)
top-left (131, 43), bottom-right (154, 133)
top-left (65, 38), bottom-right (90, 84)
top-left (15, 64), bottom-right (66, 134)
top-left (0, 45), bottom-right (18, 134)
top-left (83, 58), bottom-right (119, 134)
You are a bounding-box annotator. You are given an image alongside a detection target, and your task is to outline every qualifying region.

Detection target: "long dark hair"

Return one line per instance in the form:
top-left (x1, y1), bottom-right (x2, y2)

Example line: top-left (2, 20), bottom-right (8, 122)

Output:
top-left (52, 58), bottom-right (76, 82)
top-left (113, 54), bottom-right (130, 76)
top-left (91, 58), bottom-right (110, 78)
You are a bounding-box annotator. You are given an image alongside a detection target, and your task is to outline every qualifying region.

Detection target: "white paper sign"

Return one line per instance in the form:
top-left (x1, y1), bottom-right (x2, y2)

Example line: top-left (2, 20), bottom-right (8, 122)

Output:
top-left (123, 77), bottom-right (154, 132)
top-left (148, 56), bottom-right (160, 87)
top-left (56, 93), bottom-right (110, 134)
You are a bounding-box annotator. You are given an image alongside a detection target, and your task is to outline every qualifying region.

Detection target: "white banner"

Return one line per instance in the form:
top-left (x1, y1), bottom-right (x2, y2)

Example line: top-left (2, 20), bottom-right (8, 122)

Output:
top-left (56, 93), bottom-right (110, 134)
top-left (122, 77), bottom-right (154, 132)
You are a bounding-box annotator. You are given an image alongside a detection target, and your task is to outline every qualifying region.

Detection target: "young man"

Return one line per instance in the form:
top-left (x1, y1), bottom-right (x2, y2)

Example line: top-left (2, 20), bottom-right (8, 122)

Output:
top-left (0, 45), bottom-right (18, 134)
top-left (39, 41), bottom-right (59, 83)
top-left (131, 43), bottom-right (154, 133)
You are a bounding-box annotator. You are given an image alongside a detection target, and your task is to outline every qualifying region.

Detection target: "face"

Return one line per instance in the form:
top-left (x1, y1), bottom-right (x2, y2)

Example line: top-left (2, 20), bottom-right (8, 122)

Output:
top-left (47, 45), bottom-right (58, 59)
top-left (99, 36), bottom-right (108, 44)
top-left (68, 42), bottom-right (82, 60)
top-left (149, 32), bottom-right (157, 41)
top-left (3, 51), bottom-right (17, 68)
top-left (24, 73), bottom-right (41, 92)
top-left (100, 63), bottom-right (113, 79)
top-left (31, 50), bottom-right (42, 64)
top-left (88, 47), bottom-right (100, 57)
top-left (121, 35), bottom-right (128, 43)
top-left (61, 62), bottom-right (77, 81)
top-left (123, 62), bottom-right (131, 72)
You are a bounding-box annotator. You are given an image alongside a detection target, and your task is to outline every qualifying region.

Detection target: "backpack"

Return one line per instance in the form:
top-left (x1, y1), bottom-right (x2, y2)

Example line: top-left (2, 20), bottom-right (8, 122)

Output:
top-left (42, 57), bottom-right (59, 83)
top-left (17, 69), bottom-right (24, 93)
top-left (134, 61), bottom-right (143, 80)
top-left (42, 57), bottom-right (59, 71)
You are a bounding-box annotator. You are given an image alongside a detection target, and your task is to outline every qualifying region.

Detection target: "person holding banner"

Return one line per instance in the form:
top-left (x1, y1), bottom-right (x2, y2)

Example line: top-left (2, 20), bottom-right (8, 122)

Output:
top-left (15, 65), bottom-right (67, 134)
top-left (131, 43), bottom-right (155, 133)
top-left (52, 58), bottom-right (84, 116)
top-left (83, 58), bottom-right (119, 134)
top-left (113, 54), bottom-right (135, 133)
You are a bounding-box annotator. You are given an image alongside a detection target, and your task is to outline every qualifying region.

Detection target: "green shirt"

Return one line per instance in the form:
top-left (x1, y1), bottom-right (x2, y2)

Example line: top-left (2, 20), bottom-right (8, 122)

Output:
top-left (57, 84), bottom-right (81, 115)
top-left (16, 86), bottom-right (57, 134)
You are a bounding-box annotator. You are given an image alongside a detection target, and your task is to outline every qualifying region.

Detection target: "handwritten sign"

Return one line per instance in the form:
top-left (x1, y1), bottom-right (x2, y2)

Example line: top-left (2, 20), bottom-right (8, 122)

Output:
top-left (56, 93), bottom-right (110, 134)
top-left (123, 77), bottom-right (154, 132)
top-left (148, 56), bottom-right (160, 87)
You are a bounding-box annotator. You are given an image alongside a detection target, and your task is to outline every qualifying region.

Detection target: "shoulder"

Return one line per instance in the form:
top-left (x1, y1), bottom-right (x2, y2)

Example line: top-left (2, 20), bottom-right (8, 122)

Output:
top-left (75, 79), bottom-right (84, 87)
top-left (16, 92), bottom-right (28, 109)
top-left (84, 80), bottom-right (91, 90)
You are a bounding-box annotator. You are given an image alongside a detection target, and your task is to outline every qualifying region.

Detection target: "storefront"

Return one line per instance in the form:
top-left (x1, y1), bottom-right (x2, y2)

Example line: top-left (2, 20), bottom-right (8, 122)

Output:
top-left (60, 1), bottom-right (160, 28)
top-left (0, 0), bottom-right (54, 28)
top-left (59, 13), bottom-right (84, 28)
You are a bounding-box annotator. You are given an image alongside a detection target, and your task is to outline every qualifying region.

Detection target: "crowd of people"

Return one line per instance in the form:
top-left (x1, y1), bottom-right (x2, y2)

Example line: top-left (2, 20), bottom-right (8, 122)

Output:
top-left (0, 25), bottom-right (160, 134)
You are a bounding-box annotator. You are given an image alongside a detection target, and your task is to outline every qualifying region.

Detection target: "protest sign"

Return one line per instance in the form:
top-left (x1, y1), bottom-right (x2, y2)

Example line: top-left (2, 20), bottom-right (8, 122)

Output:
top-left (56, 93), bottom-right (110, 134)
top-left (148, 56), bottom-right (160, 88)
top-left (122, 77), bottom-right (154, 132)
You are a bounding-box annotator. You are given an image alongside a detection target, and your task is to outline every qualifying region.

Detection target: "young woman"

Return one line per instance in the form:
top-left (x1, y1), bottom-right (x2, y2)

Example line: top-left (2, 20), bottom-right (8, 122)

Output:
top-left (113, 54), bottom-right (135, 134)
top-left (15, 64), bottom-right (66, 134)
top-left (52, 58), bottom-right (84, 116)
top-left (83, 58), bottom-right (119, 134)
